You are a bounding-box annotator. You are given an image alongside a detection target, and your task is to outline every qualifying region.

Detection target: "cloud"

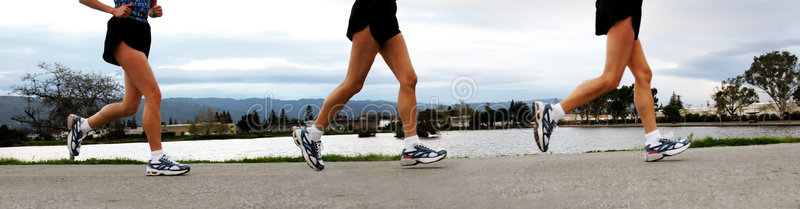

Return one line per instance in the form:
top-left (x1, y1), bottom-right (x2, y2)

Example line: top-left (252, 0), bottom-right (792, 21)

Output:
top-left (1, 0), bottom-right (800, 107)
top-left (661, 39), bottom-right (800, 81)
top-left (158, 57), bottom-right (337, 71)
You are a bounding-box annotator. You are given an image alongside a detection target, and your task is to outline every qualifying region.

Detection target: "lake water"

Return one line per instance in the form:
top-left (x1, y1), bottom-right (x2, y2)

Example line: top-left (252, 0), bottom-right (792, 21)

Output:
top-left (1, 126), bottom-right (798, 162)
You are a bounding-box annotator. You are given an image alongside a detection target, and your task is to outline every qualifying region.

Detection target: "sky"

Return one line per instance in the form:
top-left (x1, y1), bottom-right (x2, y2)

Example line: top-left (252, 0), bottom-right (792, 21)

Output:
top-left (1, 0), bottom-right (799, 108)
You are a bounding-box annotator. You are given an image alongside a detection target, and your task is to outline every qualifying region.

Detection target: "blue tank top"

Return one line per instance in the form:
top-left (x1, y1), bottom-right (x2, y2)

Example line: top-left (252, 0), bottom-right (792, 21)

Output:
top-left (114, 0), bottom-right (150, 23)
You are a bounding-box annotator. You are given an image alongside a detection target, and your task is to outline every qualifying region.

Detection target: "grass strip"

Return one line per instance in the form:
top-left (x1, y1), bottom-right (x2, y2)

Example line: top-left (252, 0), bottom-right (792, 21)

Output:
top-left (586, 136), bottom-right (800, 153)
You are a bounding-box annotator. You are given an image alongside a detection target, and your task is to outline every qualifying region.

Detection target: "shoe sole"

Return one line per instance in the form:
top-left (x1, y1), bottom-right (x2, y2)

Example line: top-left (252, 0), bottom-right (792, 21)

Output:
top-left (533, 102), bottom-right (548, 152)
top-left (293, 130), bottom-right (324, 171)
top-left (646, 142), bottom-right (691, 162)
top-left (66, 114), bottom-right (80, 157)
top-left (146, 167), bottom-right (190, 176)
top-left (400, 153), bottom-right (447, 166)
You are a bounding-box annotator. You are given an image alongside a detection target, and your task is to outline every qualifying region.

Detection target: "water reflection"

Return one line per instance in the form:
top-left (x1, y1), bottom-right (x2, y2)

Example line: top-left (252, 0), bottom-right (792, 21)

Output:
top-left (1, 126), bottom-right (797, 161)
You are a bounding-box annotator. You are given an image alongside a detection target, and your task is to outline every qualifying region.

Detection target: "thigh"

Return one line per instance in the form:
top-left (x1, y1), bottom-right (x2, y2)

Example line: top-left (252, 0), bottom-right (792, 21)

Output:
top-left (344, 26), bottom-right (381, 85)
top-left (626, 40), bottom-right (650, 78)
top-left (601, 17), bottom-right (636, 80)
top-left (114, 41), bottom-right (160, 96)
top-left (378, 33), bottom-right (416, 80)
top-left (121, 73), bottom-right (143, 106)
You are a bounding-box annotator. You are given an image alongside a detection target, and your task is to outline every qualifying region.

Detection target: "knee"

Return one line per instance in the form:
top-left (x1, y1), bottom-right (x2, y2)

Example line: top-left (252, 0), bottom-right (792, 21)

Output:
top-left (342, 81), bottom-right (364, 95)
top-left (599, 75), bottom-right (621, 92)
top-left (399, 72), bottom-right (417, 90)
top-left (122, 104), bottom-right (139, 116)
top-left (634, 67), bottom-right (653, 85)
top-left (144, 89), bottom-right (162, 105)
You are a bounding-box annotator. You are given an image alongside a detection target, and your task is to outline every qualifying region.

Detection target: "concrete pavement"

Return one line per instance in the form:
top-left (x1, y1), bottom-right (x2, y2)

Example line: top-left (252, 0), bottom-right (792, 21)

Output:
top-left (1, 143), bottom-right (799, 208)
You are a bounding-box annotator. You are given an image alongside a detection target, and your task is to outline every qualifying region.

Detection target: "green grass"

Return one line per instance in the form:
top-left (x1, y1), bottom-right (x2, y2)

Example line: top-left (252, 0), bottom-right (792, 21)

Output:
top-left (690, 136), bottom-right (800, 148)
top-left (586, 135), bottom-right (800, 153)
top-left (0, 154), bottom-right (402, 165)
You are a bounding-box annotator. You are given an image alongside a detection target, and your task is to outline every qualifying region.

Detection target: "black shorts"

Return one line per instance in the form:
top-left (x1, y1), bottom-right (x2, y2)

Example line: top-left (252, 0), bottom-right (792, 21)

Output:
top-left (346, 0), bottom-right (401, 48)
top-left (103, 17), bottom-right (151, 66)
top-left (595, 0), bottom-right (642, 40)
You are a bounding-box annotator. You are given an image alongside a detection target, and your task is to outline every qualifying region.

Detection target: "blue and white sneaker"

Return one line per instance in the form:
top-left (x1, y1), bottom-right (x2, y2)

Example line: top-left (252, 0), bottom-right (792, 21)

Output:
top-left (67, 114), bottom-right (88, 157)
top-left (533, 102), bottom-right (557, 152)
top-left (646, 138), bottom-right (691, 162)
top-left (401, 143), bottom-right (447, 166)
top-left (292, 127), bottom-right (325, 171)
top-left (146, 154), bottom-right (190, 176)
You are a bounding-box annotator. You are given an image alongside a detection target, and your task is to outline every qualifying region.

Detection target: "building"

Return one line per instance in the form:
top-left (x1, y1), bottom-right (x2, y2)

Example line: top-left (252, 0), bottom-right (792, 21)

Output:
top-left (676, 102), bottom-right (799, 117)
top-left (127, 123), bottom-right (237, 136)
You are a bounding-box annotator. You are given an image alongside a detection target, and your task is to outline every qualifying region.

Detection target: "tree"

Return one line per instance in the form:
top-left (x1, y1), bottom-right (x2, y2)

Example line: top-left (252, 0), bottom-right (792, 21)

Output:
top-left (0, 125), bottom-right (27, 147)
top-left (743, 51), bottom-right (800, 119)
top-left (663, 92), bottom-right (684, 123)
top-left (628, 84), bottom-right (657, 124)
top-left (269, 109), bottom-right (278, 125)
top-left (10, 62), bottom-right (122, 135)
top-left (279, 108), bottom-right (289, 124)
top-left (712, 76), bottom-right (759, 118)
top-left (585, 93), bottom-right (610, 124)
top-left (236, 110), bottom-right (263, 133)
top-left (305, 105), bottom-right (314, 121)
top-left (793, 87), bottom-right (800, 103)
top-left (508, 101), bottom-right (531, 126)
top-left (608, 85), bottom-right (634, 122)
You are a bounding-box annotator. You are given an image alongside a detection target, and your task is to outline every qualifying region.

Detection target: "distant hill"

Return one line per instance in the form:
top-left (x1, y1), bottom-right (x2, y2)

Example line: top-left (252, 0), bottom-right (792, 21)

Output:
top-left (0, 96), bottom-right (557, 128)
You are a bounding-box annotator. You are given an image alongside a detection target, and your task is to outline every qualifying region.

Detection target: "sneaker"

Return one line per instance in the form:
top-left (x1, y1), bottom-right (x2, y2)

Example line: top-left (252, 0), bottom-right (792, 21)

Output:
top-left (533, 102), bottom-right (557, 152)
top-left (146, 154), bottom-right (191, 176)
top-left (645, 138), bottom-right (691, 162)
top-left (401, 143), bottom-right (447, 166)
top-left (292, 127), bottom-right (325, 171)
top-left (67, 114), bottom-right (88, 157)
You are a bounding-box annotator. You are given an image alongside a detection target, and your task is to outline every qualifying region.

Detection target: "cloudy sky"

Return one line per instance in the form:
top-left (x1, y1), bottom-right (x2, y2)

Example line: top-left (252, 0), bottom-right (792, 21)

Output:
top-left (1, 0), bottom-right (799, 107)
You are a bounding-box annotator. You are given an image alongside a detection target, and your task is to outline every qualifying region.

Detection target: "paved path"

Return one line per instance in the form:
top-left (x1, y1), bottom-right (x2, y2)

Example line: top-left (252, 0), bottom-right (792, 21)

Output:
top-left (1, 144), bottom-right (799, 208)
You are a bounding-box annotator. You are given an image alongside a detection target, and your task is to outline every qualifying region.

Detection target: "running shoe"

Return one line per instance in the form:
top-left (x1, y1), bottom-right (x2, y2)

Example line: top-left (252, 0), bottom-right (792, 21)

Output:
top-left (401, 143), bottom-right (447, 166)
top-left (533, 102), bottom-right (557, 152)
top-left (292, 127), bottom-right (325, 171)
top-left (146, 154), bottom-right (191, 176)
top-left (645, 138), bottom-right (691, 162)
top-left (67, 114), bottom-right (88, 157)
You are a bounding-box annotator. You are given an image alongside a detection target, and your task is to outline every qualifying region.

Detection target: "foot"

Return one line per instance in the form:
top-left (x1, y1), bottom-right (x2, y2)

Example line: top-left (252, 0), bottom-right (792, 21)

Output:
top-left (292, 127), bottom-right (324, 171)
top-left (401, 143), bottom-right (447, 166)
top-left (67, 114), bottom-right (88, 157)
top-left (533, 102), bottom-right (557, 152)
top-left (146, 154), bottom-right (190, 176)
top-left (645, 138), bottom-right (691, 162)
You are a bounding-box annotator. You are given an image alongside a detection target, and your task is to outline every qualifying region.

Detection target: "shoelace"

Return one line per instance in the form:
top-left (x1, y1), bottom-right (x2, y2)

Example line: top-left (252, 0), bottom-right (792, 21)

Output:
top-left (161, 154), bottom-right (182, 166)
top-left (414, 144), bottom-right (435, 153)
top-left (315, 141), bottom-right (324, 157)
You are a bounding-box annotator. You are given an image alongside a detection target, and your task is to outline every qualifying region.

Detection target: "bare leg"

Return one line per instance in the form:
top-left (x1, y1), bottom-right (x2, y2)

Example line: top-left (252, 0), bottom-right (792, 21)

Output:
top-left (627, 40), bottom-right (658, 133)
top-left (558, 17), bottom-right (636, 112)
top-left (379, 34), bottom-right (418, 137)
top-left (87, 75), bottom-right (142, 128)
top-left (112, 42), bottom-right (163, 151)
top-left (313, 26), bottom-right (380, 130)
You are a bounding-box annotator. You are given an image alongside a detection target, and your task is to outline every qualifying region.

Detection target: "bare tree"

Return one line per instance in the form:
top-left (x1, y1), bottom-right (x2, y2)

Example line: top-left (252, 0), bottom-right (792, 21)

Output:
top-left (10, 62), bottom-right (122, 135)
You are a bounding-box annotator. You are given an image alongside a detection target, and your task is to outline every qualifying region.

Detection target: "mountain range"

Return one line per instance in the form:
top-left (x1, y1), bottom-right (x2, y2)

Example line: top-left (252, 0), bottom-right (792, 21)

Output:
top-left (0, 96), bottom-right (557, 129)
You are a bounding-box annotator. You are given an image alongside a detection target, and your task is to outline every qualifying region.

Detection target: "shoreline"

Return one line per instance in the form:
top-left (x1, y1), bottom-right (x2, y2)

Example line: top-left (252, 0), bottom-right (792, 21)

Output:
top-left (560, 120), bottom-right (800, 127)
top-left (2, 136), bottom-right (798, 165)
top-left (6, 121), bottom-right (799, 147)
